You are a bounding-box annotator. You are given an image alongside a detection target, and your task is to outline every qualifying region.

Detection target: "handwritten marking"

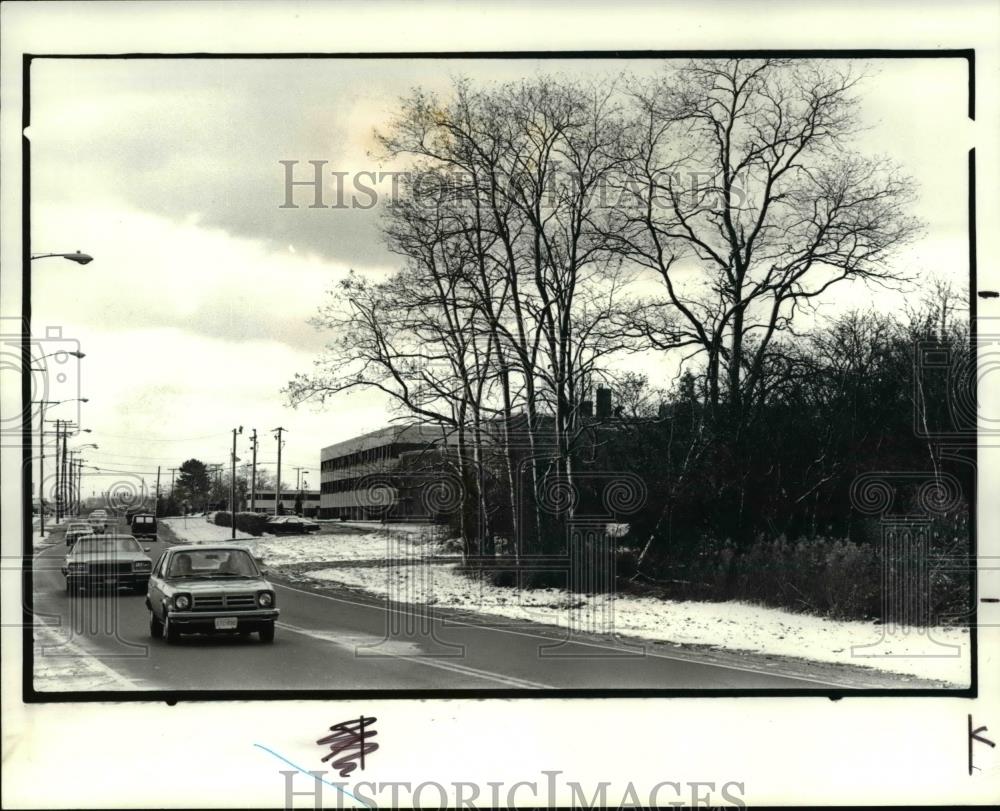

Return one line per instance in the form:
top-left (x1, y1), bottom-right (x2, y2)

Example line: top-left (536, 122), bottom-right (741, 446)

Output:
top-left (318, 716), bottom-right (379, 777)
top-left (968, 715), bottom-right (996, 775)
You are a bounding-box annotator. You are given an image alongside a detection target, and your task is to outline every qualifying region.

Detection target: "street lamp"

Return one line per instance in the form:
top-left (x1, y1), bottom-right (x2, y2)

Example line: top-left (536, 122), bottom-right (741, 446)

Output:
top-left (25, 253), bottom-right (90, 530)
top-left (30, 251), bottom-right (94, 265)
top-left (33, 350), bottom-right (85, 362)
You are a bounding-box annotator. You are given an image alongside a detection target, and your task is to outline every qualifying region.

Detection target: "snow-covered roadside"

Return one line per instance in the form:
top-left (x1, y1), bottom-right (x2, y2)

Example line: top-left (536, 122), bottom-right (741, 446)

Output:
top-left (160, 516), bottom-right (256, 543)
top-left (32, 528), bottom-right (56, 552)
top-left (33, 620), bottom-right (137, 691)
top-left (305, 561), bottom-right (971, 686)
top-left (331, 520), bottom-right (452, 537)
top-left (162, 517), bottom-right (457, 567)
top-left (240, 527), bottom-right (458, 567)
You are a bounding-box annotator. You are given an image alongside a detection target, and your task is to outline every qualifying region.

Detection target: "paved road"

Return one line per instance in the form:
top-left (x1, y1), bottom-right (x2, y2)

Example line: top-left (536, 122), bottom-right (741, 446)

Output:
top-left (31, 518), bottom-right (853, 691)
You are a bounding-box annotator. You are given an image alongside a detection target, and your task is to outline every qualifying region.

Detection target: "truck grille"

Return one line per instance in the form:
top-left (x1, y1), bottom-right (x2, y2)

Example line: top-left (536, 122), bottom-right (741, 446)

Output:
top-left (192, 594), bottom-right (258, 611)
top-left (87, 562), bottom-right (132, 575)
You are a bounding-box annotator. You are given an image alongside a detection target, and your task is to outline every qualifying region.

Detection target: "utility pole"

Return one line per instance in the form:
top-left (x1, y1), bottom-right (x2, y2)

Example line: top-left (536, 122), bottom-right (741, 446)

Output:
top-left (231, 426), bottom-right (243, 538)
top-left (38, 402), bottom-right (47, 535)
top-left (60, 422), bottom-right (68, 523)
top-left (272, 427), bottom-right (286, 516)
top-left (155, 466), bottom-right (161, 517)
top-left (250, 428), bottom-right (258, 512)
top-left (53, 420), bottom-right (61, 523)
top-left (66, 451), bottom-right (74, 517)
top-left (170, 467), bottom-right (177, 497)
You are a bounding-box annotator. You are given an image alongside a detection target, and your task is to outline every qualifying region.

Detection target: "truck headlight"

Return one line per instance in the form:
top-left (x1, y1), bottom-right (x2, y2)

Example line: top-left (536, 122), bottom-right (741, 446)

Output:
top-left (257, 591), bottom-right (273, 607)
top-left (173, 594), bottom-right (191, 610)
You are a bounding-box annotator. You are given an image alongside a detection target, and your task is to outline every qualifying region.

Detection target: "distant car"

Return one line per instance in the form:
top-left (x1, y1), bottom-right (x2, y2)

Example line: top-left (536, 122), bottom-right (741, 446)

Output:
top-left (265, 516), bottom-right (320, 535)
top-left (64, 521), bottom-right (93, 548)
top-left (63, 533), bottom-right (153, 594)
top-left (88, 510), bottom-right (109, 531)
top-left (129, 513), bottom-right (158, 540)
top-left (145, 545), bottom-right (279, 644)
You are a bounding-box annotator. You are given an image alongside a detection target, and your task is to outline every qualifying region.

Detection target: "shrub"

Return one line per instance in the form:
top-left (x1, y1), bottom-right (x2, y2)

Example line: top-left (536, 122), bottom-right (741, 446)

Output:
top-left (213, 511), bottom-right (271, 536)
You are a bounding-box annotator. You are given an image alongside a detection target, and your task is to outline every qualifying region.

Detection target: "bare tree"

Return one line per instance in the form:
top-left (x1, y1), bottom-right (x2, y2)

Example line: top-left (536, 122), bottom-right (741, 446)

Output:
top-left (613, 58), bottom-right (921, 424)
top-left (610, 59), bottom-right (921, 566)
top-left (376, 77), bottom-right (634, 554)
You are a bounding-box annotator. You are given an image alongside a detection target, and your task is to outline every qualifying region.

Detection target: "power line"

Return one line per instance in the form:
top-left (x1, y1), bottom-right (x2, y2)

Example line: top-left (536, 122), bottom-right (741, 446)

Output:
top-left (82, 450), bottom-right (203, 462)
top-left (87, 430), bottom-right (230, 442)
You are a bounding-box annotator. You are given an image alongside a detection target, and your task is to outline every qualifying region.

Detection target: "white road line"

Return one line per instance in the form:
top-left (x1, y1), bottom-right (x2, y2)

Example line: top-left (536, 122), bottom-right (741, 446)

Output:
top-left (277, 621), bottom-right (550, 689)
top-left (272, 581), bottom-right (863, 689)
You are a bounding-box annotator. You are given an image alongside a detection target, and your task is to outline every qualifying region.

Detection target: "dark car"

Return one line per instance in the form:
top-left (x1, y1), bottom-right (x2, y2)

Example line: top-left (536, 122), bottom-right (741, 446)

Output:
top-left (63, 533), bottom-right (153, 594)
top-left (145, 545), bottom-right (279, 644)
top-left (265, 516), bottom-right (320, 535)
top-left (129, 513), bottom-right (158, 540)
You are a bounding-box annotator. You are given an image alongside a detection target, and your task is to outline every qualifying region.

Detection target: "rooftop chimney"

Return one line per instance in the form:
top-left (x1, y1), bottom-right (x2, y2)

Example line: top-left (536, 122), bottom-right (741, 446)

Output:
top-left (596, 386), bottom-right (612, 419)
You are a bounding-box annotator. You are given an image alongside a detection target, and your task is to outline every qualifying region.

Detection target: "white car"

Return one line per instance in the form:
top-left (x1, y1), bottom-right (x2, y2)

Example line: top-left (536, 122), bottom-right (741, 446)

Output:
top-left (88, 510), bottom-right (109, 531)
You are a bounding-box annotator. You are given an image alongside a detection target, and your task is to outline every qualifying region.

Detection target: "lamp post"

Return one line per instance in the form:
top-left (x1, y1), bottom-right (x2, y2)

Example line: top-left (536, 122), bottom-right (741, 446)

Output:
top-left (21, 251), bottom-right (94, 536)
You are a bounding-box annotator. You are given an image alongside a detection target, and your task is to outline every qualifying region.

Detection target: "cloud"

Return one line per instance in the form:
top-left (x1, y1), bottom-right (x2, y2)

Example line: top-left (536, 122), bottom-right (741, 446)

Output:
top-left (31, 199), bottom-right (394, 352)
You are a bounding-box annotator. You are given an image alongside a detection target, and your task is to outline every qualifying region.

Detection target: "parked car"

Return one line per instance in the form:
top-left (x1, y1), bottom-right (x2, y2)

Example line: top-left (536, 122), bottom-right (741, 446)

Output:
top-left (64, 521), bottom-right (93, 548)
top-left (145, 545), bottom-right (278, 643)
top-left (129, 513), bottom-right (158, 540)
top-left (63, 533), bottom-right (153, 594)
top-left (265, 516), bottom-right (320, 535)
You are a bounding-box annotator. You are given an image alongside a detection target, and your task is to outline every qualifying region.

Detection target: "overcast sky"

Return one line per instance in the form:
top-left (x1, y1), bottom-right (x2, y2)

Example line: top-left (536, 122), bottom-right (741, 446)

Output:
top-left (26, 56), bottom-right (970, 499)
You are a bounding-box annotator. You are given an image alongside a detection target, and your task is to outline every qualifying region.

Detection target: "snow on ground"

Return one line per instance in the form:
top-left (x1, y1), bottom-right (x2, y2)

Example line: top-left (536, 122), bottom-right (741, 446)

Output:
top-left (162, 517), bottom-right (457, 566)
top-left (160, 515), bottom-right (970, 685)
top-left (306, 560), bottom-right (971, 686)
top-left (240, 526), bottom-right (459, 567)
top-left (242, 533), bottom-right (419, 566)
top-left (33, 620), bottom-right (137, 691)
top-left (32, 528), bottom-right (54, 552)
top-left (160, 516), bottom-right (255, 543)
top-left (333, 520), bottom-right (453, 536)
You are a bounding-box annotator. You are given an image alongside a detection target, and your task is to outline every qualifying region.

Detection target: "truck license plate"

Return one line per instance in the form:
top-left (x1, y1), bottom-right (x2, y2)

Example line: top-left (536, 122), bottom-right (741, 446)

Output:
top-left (214, 617), bottom-right (238, 630)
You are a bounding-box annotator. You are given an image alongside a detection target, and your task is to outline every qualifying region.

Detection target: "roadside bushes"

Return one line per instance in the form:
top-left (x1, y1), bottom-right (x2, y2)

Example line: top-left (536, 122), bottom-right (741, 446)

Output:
top-left (213, 511), bottom-right (270, 536)
top-left (632, 511), bottom-right (970, 625)
top-left (727, 537), bottom-right (882, 620)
